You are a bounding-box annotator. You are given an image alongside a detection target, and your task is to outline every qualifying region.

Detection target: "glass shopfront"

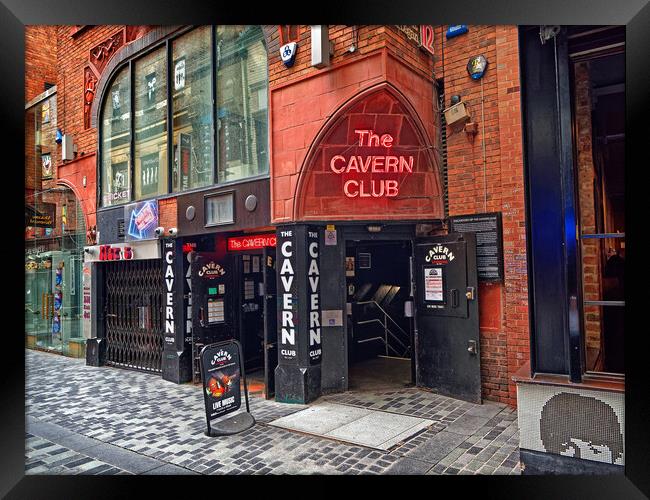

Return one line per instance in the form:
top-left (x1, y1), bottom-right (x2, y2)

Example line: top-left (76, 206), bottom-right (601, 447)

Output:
top-left (25, 92), bottom-right (87, 356)
top-left (25, 194), bottom-right (86, 355)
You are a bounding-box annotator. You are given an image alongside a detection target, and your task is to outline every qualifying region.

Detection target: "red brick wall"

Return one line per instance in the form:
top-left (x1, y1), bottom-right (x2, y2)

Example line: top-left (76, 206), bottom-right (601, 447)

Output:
top-left (25, 26), bottom-right (57, 102)
top-left (574, 61), bottom-right (602, 352)
top-left (433, 25), bottom-right (528, 406)
top-left (46, 25), bottom-right (156, 231)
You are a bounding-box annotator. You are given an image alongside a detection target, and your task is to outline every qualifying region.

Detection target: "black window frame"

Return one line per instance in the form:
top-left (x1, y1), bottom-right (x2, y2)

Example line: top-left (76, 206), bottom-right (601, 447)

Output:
top-left (97, 25), bottom-right (269, 212)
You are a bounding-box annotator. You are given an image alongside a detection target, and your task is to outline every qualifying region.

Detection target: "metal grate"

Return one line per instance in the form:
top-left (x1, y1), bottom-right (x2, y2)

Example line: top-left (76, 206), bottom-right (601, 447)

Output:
top-left (104, 259), bottom-right (164, 373)
top-left (437, 79), bottom-right (449, 218)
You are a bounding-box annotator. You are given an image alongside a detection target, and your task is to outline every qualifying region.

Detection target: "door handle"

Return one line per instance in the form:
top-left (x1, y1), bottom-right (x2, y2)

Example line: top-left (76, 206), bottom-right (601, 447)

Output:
top-left (451, 289), bottom-right (459, 308)
top-left (199, 306), bottom-right (205, 327)
top-left (467, 340), bottom-right (478, 355)
top-left (466, 287), bottom-right (475, 300)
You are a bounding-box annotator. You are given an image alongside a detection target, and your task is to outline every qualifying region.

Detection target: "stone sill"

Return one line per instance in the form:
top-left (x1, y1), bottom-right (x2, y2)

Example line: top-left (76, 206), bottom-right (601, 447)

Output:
top-left (512, 361), bottom-right (624, 394)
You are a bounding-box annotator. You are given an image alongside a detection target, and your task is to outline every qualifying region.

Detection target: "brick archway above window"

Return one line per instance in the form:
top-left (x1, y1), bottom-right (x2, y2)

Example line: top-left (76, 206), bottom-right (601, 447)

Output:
top-left (294, 84), bottom-right (444, 222)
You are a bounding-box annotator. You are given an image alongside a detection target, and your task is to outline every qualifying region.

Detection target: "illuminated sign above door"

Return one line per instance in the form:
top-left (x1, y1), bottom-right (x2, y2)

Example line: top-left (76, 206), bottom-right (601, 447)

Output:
top-left (329, 129), bottom-right (414, 198)
top-left (227, 234), bottom-right (277, 251)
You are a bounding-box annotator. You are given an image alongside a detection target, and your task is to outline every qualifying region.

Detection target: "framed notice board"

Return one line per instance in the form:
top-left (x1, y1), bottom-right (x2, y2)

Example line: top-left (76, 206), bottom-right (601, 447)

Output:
top-left (449, 212), bottom-right (504, 282)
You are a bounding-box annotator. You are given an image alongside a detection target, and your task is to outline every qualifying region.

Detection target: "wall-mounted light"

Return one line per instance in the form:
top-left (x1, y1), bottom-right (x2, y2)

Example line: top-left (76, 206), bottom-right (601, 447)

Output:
top-left (366, 224), bottom-right (383, 233)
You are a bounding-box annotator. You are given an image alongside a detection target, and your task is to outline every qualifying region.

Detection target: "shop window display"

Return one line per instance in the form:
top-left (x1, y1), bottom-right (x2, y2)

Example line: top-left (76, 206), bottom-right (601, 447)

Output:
top-left (100, 66), bottom-right (131, 207)
top-left (172, 26), bottom-right (214, 192)
top-left (134, 47), bottom-right (168, 200)
top-left (216, 25), bottom-right (268, 183)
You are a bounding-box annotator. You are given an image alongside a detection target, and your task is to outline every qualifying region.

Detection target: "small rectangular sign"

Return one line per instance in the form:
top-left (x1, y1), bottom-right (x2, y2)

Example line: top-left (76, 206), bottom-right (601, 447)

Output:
top-left (450, 212), bottom-right (504, 282)
top-left (322, 309), bottom-right (343, 327)
top-left (200, 341), bottom-right (242, 420)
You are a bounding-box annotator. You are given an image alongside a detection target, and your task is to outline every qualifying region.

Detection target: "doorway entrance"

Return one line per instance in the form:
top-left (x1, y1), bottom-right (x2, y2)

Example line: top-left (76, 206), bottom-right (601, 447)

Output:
top-left (234, 246), bottom-right (278, 399)
top-left (345, 240), bottom-right (414, 391)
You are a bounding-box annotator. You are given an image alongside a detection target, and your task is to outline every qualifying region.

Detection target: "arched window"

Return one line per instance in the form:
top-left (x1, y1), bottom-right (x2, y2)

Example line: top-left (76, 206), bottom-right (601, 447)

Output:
top-left (99, 26), bottom-right (268, 208)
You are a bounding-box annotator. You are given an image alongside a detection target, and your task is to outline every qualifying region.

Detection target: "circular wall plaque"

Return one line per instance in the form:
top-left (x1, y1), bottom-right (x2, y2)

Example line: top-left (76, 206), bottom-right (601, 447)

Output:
top-left (185, 205), bottom-right (196, 221)
top-left (245, 195), bottom-right (258, 212)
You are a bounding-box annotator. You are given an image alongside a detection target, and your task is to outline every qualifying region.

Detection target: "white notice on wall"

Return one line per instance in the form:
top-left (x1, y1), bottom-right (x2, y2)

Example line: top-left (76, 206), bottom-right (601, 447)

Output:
top-left (424, 267), bottom-right (444, 302)
top-left (322, 309), bottom-right (343, 327)
top-left (252, 256), bottom-right (260, 273)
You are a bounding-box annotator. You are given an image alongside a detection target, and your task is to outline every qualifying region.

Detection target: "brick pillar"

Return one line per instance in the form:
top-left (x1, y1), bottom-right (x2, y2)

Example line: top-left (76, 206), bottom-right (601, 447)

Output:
top-left (574, 61), bottom-right (602, 354)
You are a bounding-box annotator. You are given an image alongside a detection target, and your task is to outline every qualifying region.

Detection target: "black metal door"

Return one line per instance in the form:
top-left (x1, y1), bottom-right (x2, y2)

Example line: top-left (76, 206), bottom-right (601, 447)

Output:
top-left (104, 259), bottom-right (164, 373)
top-left (413, 232), bottom-right (481, 403)
top-left (190, 251), bottom-right (234, 348)
top-left (263, 246), bottom-right (278, 398)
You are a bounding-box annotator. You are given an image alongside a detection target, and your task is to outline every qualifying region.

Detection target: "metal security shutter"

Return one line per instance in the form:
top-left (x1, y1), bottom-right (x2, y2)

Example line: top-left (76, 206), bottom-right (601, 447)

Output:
top-left (104, 259), bottom-right (164, 373)
top-left (437, 79), bottom-right (449, 218)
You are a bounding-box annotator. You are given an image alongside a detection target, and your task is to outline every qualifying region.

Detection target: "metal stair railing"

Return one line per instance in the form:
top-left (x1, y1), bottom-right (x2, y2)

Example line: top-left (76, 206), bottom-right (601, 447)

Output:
top-left (355, 300), bottom-right (411, 358)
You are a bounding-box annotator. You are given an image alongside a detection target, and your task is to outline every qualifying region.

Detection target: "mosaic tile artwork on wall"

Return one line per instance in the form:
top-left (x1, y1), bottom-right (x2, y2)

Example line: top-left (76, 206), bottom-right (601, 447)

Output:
top-left (516, 384), bottom-right (624, 466)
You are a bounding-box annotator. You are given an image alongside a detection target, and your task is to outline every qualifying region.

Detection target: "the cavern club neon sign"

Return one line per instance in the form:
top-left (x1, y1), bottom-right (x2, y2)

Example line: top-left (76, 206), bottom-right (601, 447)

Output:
top-left (329, 129), bottom-right (414, 198)
top-left (228, 234), bottom-right (277, 251)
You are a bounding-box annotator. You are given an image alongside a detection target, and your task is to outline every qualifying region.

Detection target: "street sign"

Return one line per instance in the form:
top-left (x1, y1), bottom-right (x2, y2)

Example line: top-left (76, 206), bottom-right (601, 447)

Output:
top-left (199, 340), bottom-right (255, 436)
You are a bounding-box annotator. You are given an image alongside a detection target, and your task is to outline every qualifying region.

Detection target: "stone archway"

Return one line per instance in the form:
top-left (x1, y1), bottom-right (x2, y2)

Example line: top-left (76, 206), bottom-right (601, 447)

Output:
top-left (294, 83), bottom-right (444, 222)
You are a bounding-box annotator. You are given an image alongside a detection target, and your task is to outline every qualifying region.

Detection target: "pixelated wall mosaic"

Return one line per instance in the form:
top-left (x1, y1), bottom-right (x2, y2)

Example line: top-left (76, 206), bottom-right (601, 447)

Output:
top-left (517, 384), bottom-right (624, 466)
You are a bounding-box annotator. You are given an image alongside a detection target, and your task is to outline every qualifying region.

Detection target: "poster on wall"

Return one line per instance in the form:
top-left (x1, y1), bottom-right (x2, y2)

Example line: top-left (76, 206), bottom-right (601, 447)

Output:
top-left (140, 152), bottom-right (159, 197)
top-left (424, 267), bottom-right (444, 302)
top-left (125, 199), bottom-right (159, 241)
top-left (82, 263), bottom-right (92, 339)
top-left (174, 57), bottom-right (186, 91)
top-left (41, 153), bottom-right (52, 179)
top-left (41, 100), bottom-right (51, 124)
top-left (104, 161), bottom-right (130, 206)
top-left (179, 133), bottom-right (191, 191)
top-left (345, 257), bottom-right (355, 277)
top-left (449, 212), bottom-right (504, 282)
top-left (111, 85), bottom-right (121, 116)
top-left (145, 72), bottom-right (157, 105)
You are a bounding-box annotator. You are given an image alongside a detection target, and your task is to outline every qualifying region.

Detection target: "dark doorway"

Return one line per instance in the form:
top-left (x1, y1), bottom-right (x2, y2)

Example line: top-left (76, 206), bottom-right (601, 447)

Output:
top-left (345, 240), bottom-right (414, 390)
top-left (236, 251), bottom-right (266, 372)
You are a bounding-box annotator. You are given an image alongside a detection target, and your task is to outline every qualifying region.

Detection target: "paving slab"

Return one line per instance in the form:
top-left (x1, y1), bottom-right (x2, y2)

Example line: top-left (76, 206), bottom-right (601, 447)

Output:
top-left (269, 403), bottom-right (370, 435)
top-left (81, 442), bottom-right (166, 474)
top-left (384, 456), bottom-right (434, 475)
top-left (270, 403), bottom-right (434, 451)
top-left (404, 430), bottom-right (467, 464)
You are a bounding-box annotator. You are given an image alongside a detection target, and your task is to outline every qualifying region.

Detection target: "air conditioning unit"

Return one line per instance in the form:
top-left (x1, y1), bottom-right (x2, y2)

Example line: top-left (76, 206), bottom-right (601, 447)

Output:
top-left (62, 134), bottom-right (74, 161)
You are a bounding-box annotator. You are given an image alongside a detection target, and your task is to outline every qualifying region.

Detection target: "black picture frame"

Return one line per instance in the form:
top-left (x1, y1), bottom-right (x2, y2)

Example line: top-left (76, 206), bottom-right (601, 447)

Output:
top-left (6, 1), bottom-right (647, 497)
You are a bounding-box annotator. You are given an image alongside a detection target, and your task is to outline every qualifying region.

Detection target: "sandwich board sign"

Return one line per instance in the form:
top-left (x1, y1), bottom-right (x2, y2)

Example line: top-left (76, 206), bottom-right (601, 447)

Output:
top-left (199, 340), bottom-right (254, 436)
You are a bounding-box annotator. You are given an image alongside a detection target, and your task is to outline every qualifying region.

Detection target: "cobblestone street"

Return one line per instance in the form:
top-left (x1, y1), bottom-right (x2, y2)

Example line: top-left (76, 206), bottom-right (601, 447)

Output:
top-left (25, 350), bottom-right (521, 475)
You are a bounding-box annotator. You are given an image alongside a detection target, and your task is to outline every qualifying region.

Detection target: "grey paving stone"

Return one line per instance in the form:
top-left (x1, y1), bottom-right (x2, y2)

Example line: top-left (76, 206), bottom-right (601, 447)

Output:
top-left (404, 430), bottom-right (466, 464)
top-left (80, 442), bottom-right (166, 474)
top-left (25, 349), bottom-right (522, 476)
top-left (384, 457), bottom-right (433, 475)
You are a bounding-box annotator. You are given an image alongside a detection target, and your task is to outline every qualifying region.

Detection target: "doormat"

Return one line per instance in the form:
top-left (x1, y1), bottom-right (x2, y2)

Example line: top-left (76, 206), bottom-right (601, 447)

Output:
top-left (268, 402), bottom-right (434, 451)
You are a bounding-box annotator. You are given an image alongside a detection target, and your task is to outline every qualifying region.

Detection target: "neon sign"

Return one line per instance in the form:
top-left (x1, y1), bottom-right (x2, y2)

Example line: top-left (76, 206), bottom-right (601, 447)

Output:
top-left (228, 234), bottom-right (277, 251)
top-left (329, 129), bottom-right (415, 198)
top-left (126, 200), bottom-right (159, 240)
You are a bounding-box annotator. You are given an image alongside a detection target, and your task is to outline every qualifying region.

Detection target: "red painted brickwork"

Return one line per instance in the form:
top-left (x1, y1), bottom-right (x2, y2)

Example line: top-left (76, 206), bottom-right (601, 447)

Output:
top-left (296, 86), bottom-right (443, 220)
top-left (430, 25), bottom-right (528, 406)
top-left (574, 61), bottom-right (602, 353)
top-left (268, 25), bottom-right (439, 223)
